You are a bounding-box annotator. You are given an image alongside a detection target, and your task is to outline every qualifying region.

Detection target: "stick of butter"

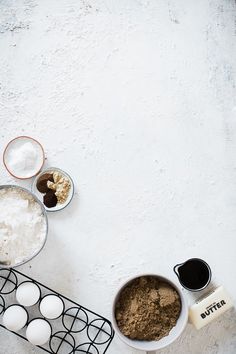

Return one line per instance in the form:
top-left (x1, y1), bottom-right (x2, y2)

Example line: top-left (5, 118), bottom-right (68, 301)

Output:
top-left (189, 286), bottom-right (234, 329)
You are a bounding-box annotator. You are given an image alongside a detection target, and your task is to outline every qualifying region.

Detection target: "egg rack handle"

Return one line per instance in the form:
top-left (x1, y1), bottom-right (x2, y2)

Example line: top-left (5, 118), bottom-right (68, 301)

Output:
top-left (0, 268), bottom-right (115, 354)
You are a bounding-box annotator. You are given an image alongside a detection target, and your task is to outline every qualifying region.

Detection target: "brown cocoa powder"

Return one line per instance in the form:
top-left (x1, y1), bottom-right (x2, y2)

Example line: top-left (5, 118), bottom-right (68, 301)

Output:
top-left (115, 276), bottom-right (181, 341)
top-left (36, 173), bottom-right (54, 193)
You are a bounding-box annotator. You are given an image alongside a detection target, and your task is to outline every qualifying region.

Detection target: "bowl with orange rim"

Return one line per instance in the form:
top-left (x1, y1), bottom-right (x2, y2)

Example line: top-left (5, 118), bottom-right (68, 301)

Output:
top-left (3, 136), bottom-right (45, 179)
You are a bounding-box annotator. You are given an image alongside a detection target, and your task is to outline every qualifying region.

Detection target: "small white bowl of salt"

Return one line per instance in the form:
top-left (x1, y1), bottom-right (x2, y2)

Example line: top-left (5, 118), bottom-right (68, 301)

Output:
top-left (3, 136), bottom-right (45, 179)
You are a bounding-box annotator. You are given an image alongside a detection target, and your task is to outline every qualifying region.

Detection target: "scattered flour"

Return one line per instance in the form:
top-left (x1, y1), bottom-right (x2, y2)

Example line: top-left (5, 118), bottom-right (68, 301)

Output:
top-left (0, 187), bottom-right (47, 266)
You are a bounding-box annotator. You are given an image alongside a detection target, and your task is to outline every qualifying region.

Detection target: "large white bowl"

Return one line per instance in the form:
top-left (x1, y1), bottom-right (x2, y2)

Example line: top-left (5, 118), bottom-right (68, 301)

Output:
top-left (0, 185), bottom-right (48, 268)
top-left (112, 274), bottom-right (188, 352)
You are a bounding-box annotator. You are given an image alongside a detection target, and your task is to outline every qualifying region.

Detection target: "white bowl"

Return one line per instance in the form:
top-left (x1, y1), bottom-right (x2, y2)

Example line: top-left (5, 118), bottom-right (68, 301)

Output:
top-left (0, 185), bottom-right (48, 268)
top-left (32, 167), bottom-right (74, 212)
top-left (112, 274), bottom-right (188, 352)
top-left (3, 136), bottom-right (45, 179)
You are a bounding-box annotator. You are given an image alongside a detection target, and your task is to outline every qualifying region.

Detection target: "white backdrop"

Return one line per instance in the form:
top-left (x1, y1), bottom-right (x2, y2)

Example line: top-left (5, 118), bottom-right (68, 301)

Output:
top-left (0, 0), bottom-right (236, 353)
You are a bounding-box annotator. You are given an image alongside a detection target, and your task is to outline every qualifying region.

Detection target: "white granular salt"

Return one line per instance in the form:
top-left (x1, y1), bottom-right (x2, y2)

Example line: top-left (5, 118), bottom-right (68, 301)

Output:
top-left (6, 140), bottom-right (42, 178)
top-left (0, 188), bottom-right (47, 266)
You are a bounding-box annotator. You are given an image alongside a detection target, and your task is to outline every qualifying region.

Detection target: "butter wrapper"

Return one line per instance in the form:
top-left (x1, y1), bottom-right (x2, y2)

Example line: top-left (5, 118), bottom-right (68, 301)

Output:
top-left (189, 286), bottom-right (234, 329)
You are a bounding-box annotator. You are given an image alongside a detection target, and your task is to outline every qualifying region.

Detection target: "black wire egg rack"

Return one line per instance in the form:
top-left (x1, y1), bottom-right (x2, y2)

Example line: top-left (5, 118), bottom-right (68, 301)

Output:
top-left (0, 268), bottom-right (114, 354)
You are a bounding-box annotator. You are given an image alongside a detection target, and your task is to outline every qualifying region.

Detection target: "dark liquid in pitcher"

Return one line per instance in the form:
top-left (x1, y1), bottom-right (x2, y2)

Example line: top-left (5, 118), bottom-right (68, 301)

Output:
top-left (178, 259), bottom-right (210, 290)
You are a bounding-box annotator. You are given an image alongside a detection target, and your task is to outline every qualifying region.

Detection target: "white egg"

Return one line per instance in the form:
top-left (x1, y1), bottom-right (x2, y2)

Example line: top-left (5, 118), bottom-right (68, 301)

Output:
top-left (16, 282), bottom-right (41, 307)
top-left (40, 295), bottom-right (64, 319)
top-left (3, 305), bottom-right (28, 331)
top-left (26, 319), bottom-right (51, 345)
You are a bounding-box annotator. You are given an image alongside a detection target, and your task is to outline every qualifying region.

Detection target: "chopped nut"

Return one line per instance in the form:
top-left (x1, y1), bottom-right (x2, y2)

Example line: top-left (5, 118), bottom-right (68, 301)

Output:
top-left (47, 171), bottom-right (71, 204)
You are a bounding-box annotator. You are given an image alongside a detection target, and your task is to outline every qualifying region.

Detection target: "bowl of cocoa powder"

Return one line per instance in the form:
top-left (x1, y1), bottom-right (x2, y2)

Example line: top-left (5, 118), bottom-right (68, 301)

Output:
top-left (112, 274), bottom-right (188, 351)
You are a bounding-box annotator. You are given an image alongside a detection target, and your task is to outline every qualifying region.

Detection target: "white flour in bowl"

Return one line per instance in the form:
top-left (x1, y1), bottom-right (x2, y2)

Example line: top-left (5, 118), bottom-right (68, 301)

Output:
top-left (0, 187), bottom-right (47, 266)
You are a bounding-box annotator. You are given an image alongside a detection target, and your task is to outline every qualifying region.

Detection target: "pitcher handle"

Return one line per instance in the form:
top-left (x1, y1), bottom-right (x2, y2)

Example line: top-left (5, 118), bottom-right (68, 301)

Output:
top-left (173, 263), bottom-right (182, 277)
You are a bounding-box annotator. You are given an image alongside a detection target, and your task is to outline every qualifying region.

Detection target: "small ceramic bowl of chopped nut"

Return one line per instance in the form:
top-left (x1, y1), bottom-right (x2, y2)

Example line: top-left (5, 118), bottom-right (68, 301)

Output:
top-left (32, 167), bottom-right (74, 212)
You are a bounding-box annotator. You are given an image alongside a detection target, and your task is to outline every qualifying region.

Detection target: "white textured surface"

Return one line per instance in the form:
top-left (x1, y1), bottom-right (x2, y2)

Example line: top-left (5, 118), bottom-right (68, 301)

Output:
top-left (1, 0), bottom-right (236, 353)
